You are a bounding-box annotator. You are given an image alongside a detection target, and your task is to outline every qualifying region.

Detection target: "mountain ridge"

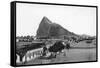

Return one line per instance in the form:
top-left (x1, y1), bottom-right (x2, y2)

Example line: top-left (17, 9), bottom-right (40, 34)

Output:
top-left (36, 16), bottom-right (78, 39)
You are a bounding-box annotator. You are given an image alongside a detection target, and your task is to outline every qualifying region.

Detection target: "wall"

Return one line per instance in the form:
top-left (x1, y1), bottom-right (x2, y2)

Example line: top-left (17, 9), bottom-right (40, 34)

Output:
top-left (0, 0), bottom-right (99, 68)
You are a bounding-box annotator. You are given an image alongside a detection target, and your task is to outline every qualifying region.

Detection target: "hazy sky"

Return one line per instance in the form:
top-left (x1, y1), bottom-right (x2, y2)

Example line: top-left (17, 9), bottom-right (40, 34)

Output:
top-left (16, 3), bottom-right (96, 36)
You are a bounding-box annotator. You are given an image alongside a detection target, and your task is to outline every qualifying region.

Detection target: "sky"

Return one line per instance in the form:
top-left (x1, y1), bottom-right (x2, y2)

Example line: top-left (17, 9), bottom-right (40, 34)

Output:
top-left (16, 3), bottom-right (96, 36)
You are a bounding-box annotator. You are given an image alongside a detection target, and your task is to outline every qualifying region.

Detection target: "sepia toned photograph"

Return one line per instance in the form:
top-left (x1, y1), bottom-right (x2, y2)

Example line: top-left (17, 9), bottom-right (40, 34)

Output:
top-left (11, 1), bottom-right (97, 67)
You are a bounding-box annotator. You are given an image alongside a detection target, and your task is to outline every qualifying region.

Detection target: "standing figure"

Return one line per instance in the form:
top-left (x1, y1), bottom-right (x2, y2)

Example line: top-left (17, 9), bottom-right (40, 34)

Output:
top-left (42, 46), bottom-right (47, 56)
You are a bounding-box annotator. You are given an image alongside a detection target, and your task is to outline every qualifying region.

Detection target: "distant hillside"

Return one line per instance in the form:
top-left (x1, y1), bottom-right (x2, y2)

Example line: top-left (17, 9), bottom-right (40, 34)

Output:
top-left (36, 16), bottom-right (79, 39)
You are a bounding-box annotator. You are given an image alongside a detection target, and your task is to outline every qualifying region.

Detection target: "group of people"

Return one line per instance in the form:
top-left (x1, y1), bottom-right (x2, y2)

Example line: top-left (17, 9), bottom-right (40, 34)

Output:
top-left (42, 41), bottom-right (70, 58)
top-left (16, 40), bottom-right (71, 64)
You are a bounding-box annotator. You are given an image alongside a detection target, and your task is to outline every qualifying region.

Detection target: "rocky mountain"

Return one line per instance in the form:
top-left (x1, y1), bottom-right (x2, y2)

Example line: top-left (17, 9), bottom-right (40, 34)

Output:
top-left (36, 16), bottom-right (78, 39)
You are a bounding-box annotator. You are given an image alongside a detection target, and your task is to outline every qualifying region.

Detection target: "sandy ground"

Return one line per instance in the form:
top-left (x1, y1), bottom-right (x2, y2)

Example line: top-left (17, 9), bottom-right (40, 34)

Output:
top-left (16, 40), bottom-right (97, 65)
top-left (18, 48), bottom-right (96, 65)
